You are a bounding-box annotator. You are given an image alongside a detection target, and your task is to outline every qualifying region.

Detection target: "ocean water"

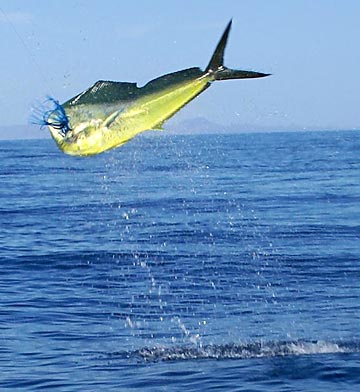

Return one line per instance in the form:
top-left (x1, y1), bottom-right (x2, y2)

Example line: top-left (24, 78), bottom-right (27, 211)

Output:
top-left (0, 131), bottom-right (359, 391)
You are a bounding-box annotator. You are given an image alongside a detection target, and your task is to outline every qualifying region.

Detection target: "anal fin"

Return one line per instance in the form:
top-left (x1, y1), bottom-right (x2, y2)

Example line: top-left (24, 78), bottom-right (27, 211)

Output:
top-left (151, 120), bottom-right (165, 131)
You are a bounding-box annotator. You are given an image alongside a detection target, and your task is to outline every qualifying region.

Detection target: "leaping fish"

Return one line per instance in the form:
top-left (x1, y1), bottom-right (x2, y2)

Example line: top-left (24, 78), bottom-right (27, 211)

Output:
top-left (41, 21), bottom-right (269, 156)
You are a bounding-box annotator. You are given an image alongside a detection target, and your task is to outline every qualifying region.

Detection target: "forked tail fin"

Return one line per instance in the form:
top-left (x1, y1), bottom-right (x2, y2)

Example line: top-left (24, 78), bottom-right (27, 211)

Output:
top-left (206, 20), bottom-right (270, 81)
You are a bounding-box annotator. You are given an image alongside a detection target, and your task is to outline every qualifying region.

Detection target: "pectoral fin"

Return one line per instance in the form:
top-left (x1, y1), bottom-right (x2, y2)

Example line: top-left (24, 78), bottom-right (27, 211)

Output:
top-left (103, 110), bottom-right (123, 128)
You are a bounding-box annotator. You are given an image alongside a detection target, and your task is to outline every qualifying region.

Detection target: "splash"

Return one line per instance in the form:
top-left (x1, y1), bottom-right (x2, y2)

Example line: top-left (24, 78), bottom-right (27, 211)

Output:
top-left (131, 340), bottom-right (355, 362)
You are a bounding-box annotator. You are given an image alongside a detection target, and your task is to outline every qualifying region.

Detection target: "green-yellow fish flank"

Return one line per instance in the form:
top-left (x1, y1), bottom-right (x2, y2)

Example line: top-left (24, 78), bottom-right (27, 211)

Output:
top-left (46, 21), bottom-right (269, 156)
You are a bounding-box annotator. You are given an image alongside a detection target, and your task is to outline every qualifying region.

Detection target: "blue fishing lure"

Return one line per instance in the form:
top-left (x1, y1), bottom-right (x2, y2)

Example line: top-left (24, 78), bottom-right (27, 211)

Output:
top-left (31, 96), bottom-right (70, 136)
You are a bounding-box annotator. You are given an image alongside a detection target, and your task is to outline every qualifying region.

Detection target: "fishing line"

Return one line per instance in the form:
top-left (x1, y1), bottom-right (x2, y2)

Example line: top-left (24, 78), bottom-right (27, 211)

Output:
top-left (0, 6), bottom-right (53, 96)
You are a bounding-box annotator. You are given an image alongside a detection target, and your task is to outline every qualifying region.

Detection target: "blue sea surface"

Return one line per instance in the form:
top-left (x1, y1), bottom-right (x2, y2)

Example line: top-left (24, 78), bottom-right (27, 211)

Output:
top-left (0, 131), bottom-right (359, 391)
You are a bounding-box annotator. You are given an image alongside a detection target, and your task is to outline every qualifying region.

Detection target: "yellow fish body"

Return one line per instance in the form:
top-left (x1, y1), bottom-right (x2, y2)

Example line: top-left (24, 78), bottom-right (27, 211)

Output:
top-left (44, 21), bottom-right (269, 156)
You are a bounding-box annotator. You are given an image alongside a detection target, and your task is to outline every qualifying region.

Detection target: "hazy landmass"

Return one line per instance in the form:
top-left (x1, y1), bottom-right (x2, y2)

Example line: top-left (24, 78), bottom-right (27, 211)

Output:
top-left (167, 117), bottom-right (354, 134)
top-left (0, 119), bottom-right (356, 141)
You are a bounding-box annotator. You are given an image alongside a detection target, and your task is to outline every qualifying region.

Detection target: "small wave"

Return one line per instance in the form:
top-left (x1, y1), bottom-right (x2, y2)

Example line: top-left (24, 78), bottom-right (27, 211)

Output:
top-left (131, 340), bottom-right (359, 362)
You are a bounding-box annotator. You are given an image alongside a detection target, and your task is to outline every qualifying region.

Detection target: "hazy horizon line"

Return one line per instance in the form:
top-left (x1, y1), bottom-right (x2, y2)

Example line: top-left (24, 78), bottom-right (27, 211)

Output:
top-left (0, 125), bottom-right (359, 142)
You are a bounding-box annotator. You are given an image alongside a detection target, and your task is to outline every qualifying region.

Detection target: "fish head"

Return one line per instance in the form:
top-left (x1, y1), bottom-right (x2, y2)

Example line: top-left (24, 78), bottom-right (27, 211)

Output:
top-left (37, 98), bottom-right (105, 155)
top-left (50, 119), bottom-right (105, 156)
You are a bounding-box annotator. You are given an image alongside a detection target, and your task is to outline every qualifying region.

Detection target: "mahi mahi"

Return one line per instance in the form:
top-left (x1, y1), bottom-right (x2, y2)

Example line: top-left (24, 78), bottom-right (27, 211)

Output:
top-left (43, 21), bottom-right (269, 156)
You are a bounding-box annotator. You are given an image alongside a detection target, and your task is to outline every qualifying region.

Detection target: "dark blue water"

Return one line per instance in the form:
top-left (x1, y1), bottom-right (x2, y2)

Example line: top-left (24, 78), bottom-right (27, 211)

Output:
top-left (1, 131), bottom-right (359, 391)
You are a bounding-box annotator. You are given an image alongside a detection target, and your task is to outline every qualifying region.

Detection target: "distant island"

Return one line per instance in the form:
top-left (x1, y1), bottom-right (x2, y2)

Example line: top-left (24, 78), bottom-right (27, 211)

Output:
top-left (0, 119), bottom-right (356, 140)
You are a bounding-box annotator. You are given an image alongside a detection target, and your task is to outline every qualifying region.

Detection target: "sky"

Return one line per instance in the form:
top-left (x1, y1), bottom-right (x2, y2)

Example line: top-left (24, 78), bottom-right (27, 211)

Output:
top-left (0, 0), bottom-right (360, 138)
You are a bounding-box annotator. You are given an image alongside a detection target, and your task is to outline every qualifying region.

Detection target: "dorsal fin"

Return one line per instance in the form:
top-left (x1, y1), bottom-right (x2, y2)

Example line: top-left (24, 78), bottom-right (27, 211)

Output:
top-left (64, 68), bottom-right (204, 107)
top-left (141, 67), bottom-right (203, 94)
top-left (63, 80), bottom-right (140, 107)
